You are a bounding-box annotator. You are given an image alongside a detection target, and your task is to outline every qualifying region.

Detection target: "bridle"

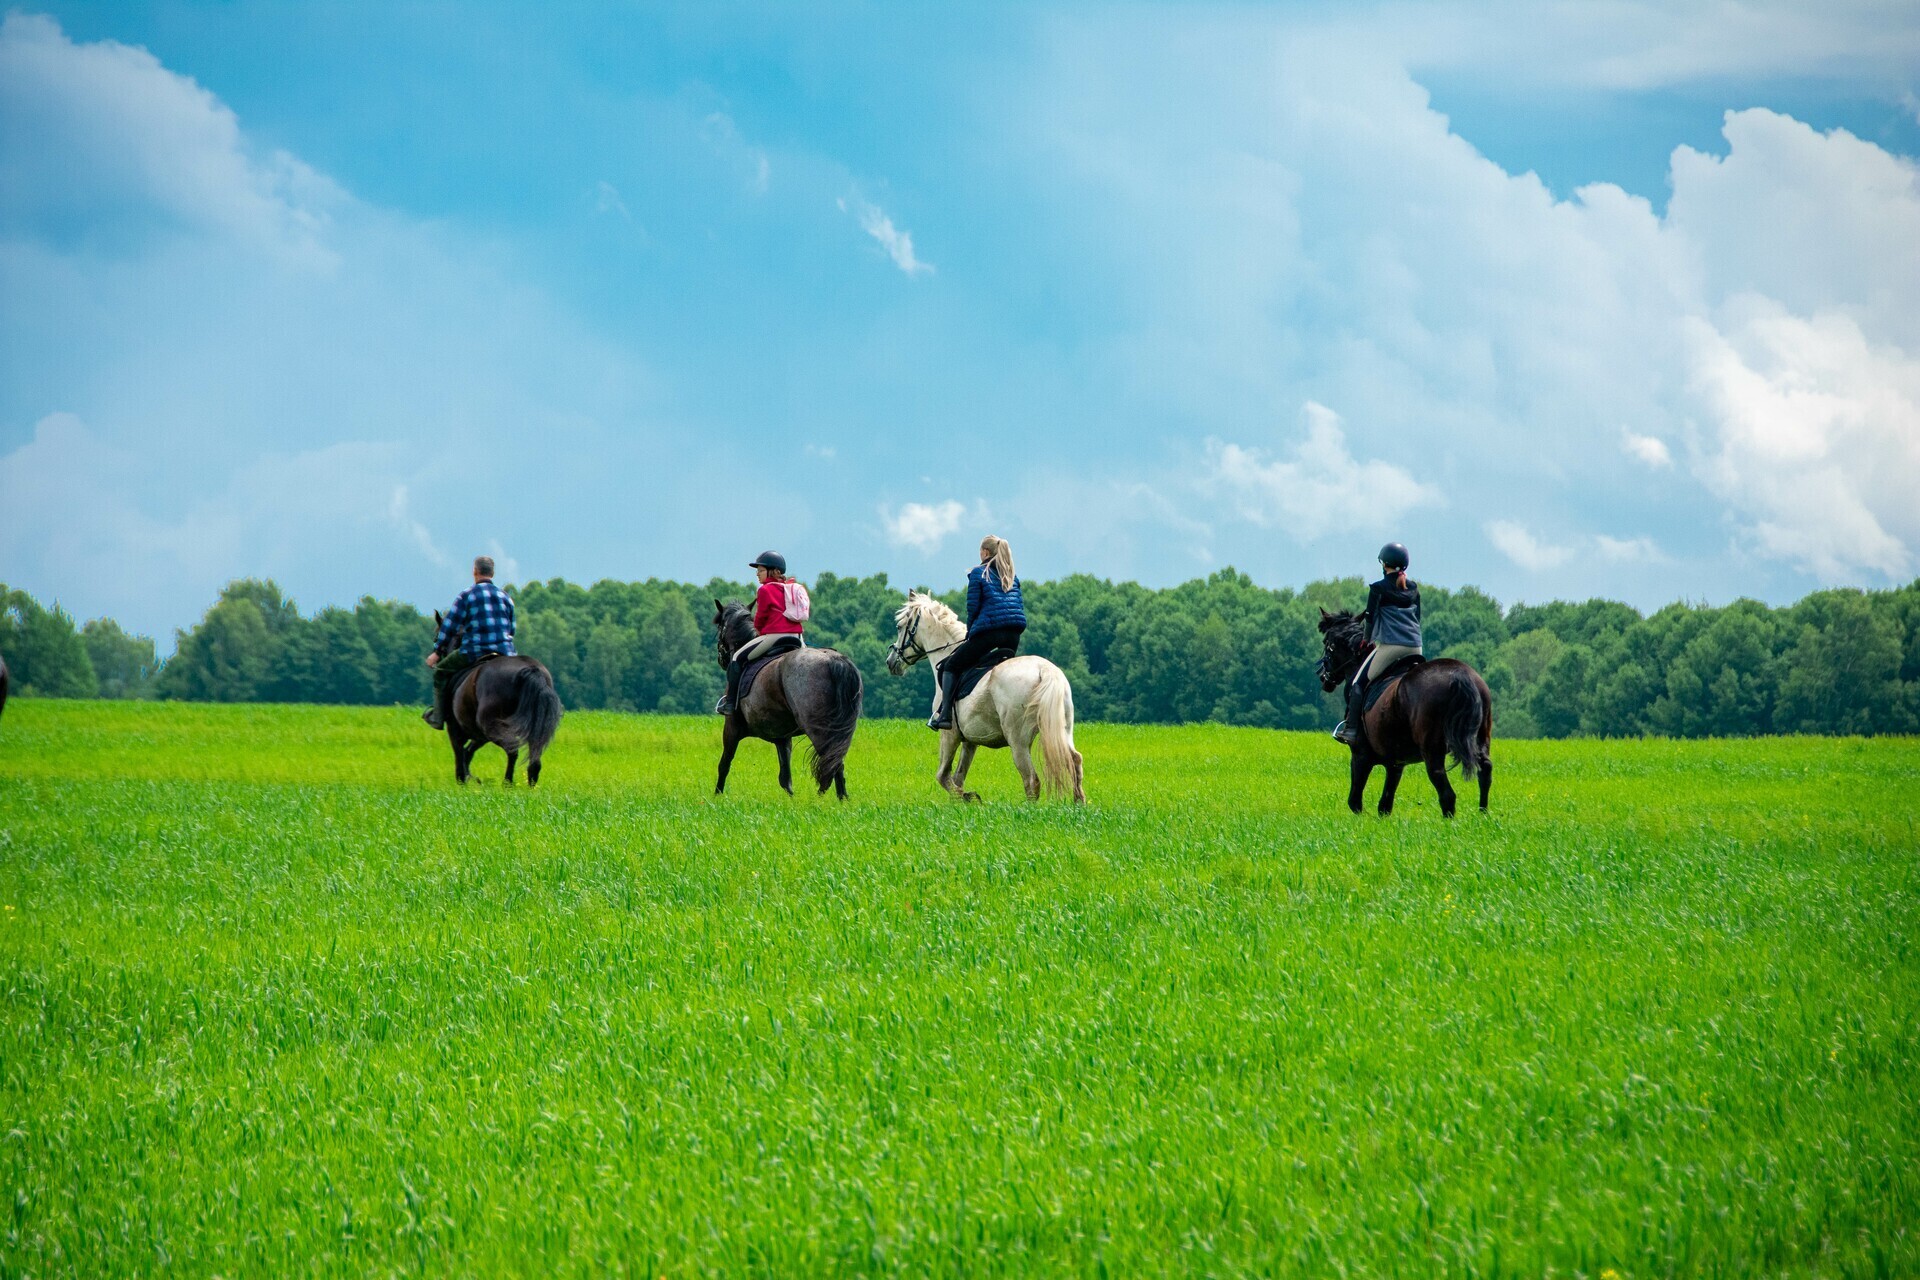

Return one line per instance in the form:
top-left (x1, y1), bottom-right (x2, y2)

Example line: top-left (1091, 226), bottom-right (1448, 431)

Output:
top-left (887, 606), bottom-right (960, 668)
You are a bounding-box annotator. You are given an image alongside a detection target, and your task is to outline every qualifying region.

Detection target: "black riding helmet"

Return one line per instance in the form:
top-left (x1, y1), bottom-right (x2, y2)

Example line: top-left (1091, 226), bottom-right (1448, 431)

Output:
top-left (1378, 542), bottom-right (1410, 570)
top-left (750, 550), bottom-right (787, 575)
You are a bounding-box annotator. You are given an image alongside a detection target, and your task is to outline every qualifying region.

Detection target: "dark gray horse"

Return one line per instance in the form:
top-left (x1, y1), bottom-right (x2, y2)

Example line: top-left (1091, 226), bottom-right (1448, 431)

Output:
top-left (712, 601), bottom-right (862, 799)
top-left (431, 612), bottom-right (563, 785)
top-left (0, 653), bottom-right (8, 722)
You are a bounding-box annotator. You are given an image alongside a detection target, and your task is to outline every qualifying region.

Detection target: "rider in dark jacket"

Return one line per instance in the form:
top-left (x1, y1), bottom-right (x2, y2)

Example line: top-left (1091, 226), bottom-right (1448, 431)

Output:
top-left (1333, 542), bottom-right (1423, 745)
top-left (930, 535), bottom-right (1027, 730)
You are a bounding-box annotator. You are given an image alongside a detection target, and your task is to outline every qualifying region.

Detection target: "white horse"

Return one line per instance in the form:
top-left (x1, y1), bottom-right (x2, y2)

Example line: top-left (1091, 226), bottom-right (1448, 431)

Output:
top-left (886, 591), bottom-right (1086, 803)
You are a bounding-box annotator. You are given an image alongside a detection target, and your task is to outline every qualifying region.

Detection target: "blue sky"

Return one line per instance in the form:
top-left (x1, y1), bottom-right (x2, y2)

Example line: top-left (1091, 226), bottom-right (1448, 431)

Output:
top-left (3, 2), bottom-right (1918, 643)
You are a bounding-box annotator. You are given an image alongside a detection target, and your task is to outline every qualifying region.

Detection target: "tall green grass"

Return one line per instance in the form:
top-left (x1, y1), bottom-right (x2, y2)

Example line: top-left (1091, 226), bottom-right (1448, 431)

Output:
top-left (2, 701), bottom-right (1916, 1276)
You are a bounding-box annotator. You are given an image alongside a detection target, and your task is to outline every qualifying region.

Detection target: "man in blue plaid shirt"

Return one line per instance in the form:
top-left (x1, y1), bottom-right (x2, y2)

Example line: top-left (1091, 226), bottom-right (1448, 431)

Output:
top-left (422, 556), bottom-right (517, 729)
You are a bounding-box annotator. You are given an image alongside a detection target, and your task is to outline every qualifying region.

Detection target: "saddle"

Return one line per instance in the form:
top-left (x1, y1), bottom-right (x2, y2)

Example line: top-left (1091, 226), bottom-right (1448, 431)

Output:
top-left (1360, 654), bottom-right (1425, 715)
top-left (950, 647), bottom-right (1018, 706)
top-left (452, 651), bottom-right (507, 697)
top-left (738, 636), bottom-right (803, 703)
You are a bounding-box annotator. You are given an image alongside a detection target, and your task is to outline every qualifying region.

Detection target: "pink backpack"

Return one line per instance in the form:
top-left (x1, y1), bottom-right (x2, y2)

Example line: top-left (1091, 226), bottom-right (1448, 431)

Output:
top-left (782, 581), bottom-right (812, 623)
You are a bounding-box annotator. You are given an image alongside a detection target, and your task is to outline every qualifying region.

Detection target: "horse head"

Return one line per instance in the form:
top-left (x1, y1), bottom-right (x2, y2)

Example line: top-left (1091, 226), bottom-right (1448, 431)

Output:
top-left (431, 610), bottom-right (456, 660)
top-left (886, 591), bottom-right (961, 677)
top-left (1316, 607), bottom-right (1369, 692)
top-left (713, 599), bottom-right (756, 667)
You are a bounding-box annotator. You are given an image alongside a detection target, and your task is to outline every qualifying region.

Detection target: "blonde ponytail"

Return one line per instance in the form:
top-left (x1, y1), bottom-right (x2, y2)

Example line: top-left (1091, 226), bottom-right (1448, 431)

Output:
top-left (981, 536), bottom-right (1016, 591)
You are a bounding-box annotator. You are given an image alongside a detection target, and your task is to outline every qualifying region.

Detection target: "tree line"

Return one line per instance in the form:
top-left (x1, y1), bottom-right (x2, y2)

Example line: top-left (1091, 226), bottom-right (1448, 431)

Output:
top-left (5, 572), bottom-right (1918, 737)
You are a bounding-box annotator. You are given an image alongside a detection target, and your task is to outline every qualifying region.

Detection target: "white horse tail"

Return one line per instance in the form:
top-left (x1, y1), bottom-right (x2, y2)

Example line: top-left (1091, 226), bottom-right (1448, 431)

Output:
top-left (1029, 663), bottom-right (1079, 797)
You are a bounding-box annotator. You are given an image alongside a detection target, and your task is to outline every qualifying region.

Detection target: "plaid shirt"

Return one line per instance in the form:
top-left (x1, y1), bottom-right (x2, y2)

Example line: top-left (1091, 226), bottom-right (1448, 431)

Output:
top-left (437, 580), bottom-right (517, 657)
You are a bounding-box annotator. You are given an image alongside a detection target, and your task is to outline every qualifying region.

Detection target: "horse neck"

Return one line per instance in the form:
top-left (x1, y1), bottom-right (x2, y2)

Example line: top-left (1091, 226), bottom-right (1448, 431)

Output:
top-left (917, 604), bottom-right (966, 651)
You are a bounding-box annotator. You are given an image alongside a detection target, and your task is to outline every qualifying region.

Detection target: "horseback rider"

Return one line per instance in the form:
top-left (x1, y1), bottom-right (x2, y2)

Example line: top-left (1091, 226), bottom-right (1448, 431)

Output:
top-left (929, 535), bottom-right (1027, 730)
top-left (714, 551), bottom-right (806, 716)
top-left (423, 555), bottom-right (516, 729)
top-left (1332, 542), bottom-right (1423, 746)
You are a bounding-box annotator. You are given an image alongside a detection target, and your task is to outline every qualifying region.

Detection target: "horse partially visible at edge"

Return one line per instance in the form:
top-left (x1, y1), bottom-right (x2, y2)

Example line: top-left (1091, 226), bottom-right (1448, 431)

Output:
top-left (0, 653), bottom-right (8, 721)
top-left (430, 612), bottom-right (563, 785)
top-left (712, 601), bottom-right (863, 799)
top-left (1317, 607), bottom-right (1492, 817)
top-left (886, 591), bottom-right (1085, 803)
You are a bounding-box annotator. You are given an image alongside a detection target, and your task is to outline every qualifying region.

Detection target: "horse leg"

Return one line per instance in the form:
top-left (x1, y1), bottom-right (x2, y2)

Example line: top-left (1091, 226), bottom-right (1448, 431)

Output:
top-left (775, 736), bottom-right (795, 796)
top-left (952, 743), bottom-right (981, 802)
top-left (1477, 757), bottom-right (1492, 812)
top-left (1071, 750), bottom-right (1086, 805)
top-left (527, 746), bottom-right (543, 787)
top-left (1424, 745), bottom-right (1458, 818)
top-left (449, 726), bottom-right (470, 784)
top-left (1377, 762), bottom-right (1404, 816)
top-left (715, 720), bottom-right (742, 795)
top-left (1347, 751), bottom-right (1374, 814)
top-left (1009, 736), bottom-right (1041, 801)
top-left (504, 747), bottom-right (518, 786)
top-left (834, 765), bottom-right (848, 801)
top-left (936, 730), bottom-right (963, 798)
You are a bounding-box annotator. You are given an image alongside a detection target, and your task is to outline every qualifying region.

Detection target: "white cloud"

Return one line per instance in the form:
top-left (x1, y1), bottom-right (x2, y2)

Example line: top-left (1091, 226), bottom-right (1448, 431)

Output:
top-left (1622, 430), bottom-right (1673, 468)
top-left (880, 499), bottom-right (967, 551)
top-left (1594, 534), bottom-right (1665, 563)
top-left (1685, 299), bottom-right (1920, 579)
top-left (1030, 24), bottom-right (1920, 592)
top-left (803, 443), bottom-right (836, 460)
top-left (0, 12), bottom-right (341, 267)
top-left (592, 180), bottom-right (630, 220)
top-left (839, 197), bottom-right (934, 277)
top-left (1485, 520), bottom-right (1574, 572)
top-left (1205, 402), bottom-right (1438, 541)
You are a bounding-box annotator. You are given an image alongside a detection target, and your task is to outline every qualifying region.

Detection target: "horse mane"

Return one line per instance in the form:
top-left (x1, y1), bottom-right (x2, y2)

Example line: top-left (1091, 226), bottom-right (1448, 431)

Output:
top-left (1318, 608), bottom-right (1363, 635)
top-left (896, 590), bottom-right (962, 632)
top-left (718, 601), bottom-right (757, 649)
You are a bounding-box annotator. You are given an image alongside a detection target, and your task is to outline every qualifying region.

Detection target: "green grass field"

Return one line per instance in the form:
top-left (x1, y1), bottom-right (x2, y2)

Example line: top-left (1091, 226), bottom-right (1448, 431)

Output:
top-left (2, 701), bottom-right (1916, 1277)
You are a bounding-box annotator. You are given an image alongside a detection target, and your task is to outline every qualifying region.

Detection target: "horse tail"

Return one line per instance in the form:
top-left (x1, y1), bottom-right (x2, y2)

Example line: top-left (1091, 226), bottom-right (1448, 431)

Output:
top-left (1029, 663), bottom-right (1079, 797)
top-left (504, 663), bottom-right (563, 755)
top-left (1444, 668), bottom-right (1488, 782)
top-left (806, 652), bottom-right (863, 792)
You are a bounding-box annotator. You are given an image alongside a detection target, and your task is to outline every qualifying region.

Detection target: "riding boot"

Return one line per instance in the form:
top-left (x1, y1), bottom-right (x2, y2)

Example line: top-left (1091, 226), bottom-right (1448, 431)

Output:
top-left (714, 657), bottom-right (742, 716)
top-left (928, 669), bottom-right (957, 730)
top-left (1333, 670), bottom-right (1367, 745)
top-left (423, 675), bottom-right (451, 730)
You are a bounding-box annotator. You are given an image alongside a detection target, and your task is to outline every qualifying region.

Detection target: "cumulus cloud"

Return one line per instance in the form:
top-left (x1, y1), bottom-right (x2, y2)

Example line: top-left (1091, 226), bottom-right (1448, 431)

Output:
top-left (881, 499), bottom-right (967, 551)
top-left (1485, 520), bottom-right (1574, 572)
top-left (1594, 534), bottom-right (1665, 563)
top-left (1032, 24), bottom-right (1920, 591)
top-left (1205, 403), bottom-right (1438, 541)
top-left (839, 197), bottom-right (934, 277)
top-left (1622, 430), bottom-right (1673, 468)
top-left (0, 12), bottom-right (341, 266)
top-left (1686, 299), bottom-right (1920, 579)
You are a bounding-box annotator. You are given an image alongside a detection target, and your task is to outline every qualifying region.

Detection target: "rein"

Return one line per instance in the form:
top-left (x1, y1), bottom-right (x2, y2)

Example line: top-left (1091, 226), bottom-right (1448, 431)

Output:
top-left (888, 608), bottom-right (961, 667)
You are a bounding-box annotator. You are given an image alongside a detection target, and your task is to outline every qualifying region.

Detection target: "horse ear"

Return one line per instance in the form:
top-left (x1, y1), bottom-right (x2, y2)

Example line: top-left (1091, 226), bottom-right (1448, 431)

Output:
top-left (434, 609), bottom-right (443, 626)
top-left (713, 598), bottom-right (724, 618)
top-left (1318, 606), bottom-right (1329, 620)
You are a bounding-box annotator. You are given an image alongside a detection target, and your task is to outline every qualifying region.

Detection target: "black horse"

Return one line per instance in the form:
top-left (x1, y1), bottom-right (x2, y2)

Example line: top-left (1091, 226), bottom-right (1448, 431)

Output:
top-left (1317, 608), bottom-right (1493, 817)
top-left (713, 602), bottom-right (862, 799)
top-left (431, 613), bottom-right (564, 785)
top-left (0, 653), bottom-right (8, 722)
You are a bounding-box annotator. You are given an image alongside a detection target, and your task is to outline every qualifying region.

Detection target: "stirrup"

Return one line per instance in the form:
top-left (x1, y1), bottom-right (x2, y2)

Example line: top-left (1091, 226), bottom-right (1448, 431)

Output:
top-left (1331, 719), bottom-right (1357, 745)
top-left (714, 696), bottom-right (733, 716)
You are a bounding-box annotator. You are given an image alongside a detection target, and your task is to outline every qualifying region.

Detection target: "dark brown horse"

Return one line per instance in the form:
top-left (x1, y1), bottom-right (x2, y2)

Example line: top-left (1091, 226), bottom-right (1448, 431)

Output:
top-left (713, 601), bottom-right (862, 799)
top-left (1317, 608), bottom-right (1493, 817)
top-left (431, 612), bottom-right (563, 785)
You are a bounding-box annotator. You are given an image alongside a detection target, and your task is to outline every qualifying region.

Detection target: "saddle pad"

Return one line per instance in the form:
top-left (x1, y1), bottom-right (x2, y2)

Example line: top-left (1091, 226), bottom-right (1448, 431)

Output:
top-left (454, 651), bottom-right (506, 696)
top-left (1363, 654), bottom-right (1425, 715)
top-left (738, 636), bottom-right (803, 703)
top-left (953, 647), bottom-right (1017, 705)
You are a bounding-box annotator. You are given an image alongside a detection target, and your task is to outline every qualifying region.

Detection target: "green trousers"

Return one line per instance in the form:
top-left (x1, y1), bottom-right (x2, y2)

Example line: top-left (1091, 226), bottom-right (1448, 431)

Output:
top-left (432, 651), bottom-right (474, 720)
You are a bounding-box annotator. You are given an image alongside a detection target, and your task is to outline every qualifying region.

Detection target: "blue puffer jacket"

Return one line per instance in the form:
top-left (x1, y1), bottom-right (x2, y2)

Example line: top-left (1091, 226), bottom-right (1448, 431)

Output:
top-left (966, 563), bottom-right (1027, 630)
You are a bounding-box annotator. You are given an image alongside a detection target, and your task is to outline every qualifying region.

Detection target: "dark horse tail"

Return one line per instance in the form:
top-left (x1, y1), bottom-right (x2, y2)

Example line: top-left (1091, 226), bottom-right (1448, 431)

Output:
top-left (1444, 668), bottom-right (1489, 782)
top-left (505, 664), bottom-right (563, 756)
top-left (807, 653), bottom-right (864, 792)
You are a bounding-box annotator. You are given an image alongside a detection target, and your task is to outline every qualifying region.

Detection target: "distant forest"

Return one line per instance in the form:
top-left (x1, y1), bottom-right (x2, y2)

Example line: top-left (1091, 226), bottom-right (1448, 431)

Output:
top-left (4, 571), bottom-right (1918, 737)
